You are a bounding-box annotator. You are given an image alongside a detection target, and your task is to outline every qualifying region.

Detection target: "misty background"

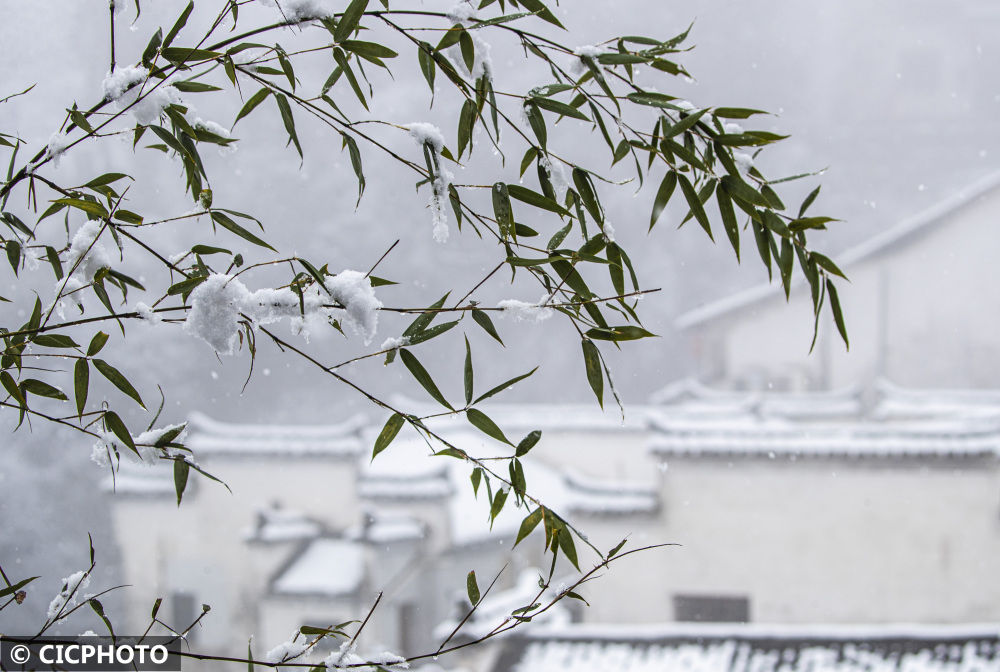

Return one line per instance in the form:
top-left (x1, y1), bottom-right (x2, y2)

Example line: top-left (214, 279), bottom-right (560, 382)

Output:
top-left (2, 0), bottom-right (998, 631)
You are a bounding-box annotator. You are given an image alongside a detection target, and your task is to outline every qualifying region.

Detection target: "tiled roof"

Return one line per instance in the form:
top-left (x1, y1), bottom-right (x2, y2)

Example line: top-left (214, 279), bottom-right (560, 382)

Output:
top-left (186, 411), bottom-right (366, 457)
top-left (494, 624), bottom-right (1000, 672)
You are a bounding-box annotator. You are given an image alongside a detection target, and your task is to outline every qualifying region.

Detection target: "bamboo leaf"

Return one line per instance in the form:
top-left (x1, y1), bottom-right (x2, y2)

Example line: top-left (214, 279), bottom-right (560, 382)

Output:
top-left (372, 413), bottom-right (404, 460)
top-left (399, 349), bottom-right (453, 409)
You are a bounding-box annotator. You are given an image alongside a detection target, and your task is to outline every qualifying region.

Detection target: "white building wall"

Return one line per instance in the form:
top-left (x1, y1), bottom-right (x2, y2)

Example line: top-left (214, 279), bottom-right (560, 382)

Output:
top-left (689, 183), bottom-right (1000, 391)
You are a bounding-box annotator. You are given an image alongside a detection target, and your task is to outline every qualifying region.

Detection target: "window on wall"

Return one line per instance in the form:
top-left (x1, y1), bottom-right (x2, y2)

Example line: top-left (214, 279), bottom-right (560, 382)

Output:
top-left (674, 594), bottom-right (751, 623)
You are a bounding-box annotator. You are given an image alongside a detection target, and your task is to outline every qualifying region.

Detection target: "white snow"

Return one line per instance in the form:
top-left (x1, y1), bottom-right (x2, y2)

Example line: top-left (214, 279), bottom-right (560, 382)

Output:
top-left (91, 423), bottom-right (188, 466)
top-left (327, 270), bottom-right (382, 344)
top-left (539, 155), bottom-right (569, 202)
top-left (272, 538), bottom-right (365, 596)
top-left (601, 220), bottom-right (616, 243)
top-left (134, 302), bottom-right (159, 322)
top-left (733, 151), bottom-right (754, 175)
top-left (723, 122), bottom-right (745, 135)
top-left (47, 570), bottom-right (91, 621)
top-left (446, 1), bottom-right (476, 23)
top-left (130, 84), bottom-right (183, 125)
top-left (498, 299), bottom-right (554, 322)
top-left (573, 45), bottom-right (608, 59)
top-left (46, 131), bottom-right (71, 167)
top-left (406, 123), bottom-right (452, 242)
top-left (258, 0), bottom-right (337, 21)
top-left (406, 122), bottom-right (445, 151)
top-left (102, 65), bottom-right (148, 101)
top-left (264, 631), bottom-right (309, 664)
top-left (184, 271), bottom-right (381, 354)
top-left (380, 336), bottom-right (411, 351)
top-left (66, 220), bottom-right (111, 282)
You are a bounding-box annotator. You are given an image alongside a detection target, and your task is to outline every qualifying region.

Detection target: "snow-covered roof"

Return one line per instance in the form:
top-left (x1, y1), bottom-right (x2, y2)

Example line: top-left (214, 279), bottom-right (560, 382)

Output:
top-left (243, 503), bottom-right (324, 544)
top-left (346, 511), bottom-right (427, 545)
top-left (494, 623), bottom-right (1000, 672)
top-left (651, 379), bottom-right (863, 420)
top-left (648, 379), bottom-right (1000, 459)
top-left (269, 537), bottom-right (365, 597)
top-left (675, 170), bottom-right (1000, 330)
top-left (433, 568), bottom-right (572, 643)
top-left (387, 395), bottom-right (653, 432)
top-left (360, 429), bottom-right (658, 547)
top-left (186, 411), bottom-right (366, 457)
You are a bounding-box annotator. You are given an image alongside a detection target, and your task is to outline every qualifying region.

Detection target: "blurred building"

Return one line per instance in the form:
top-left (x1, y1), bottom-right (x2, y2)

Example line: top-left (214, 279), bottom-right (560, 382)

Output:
top-left (676, 171), bottom-right (1000, 391)
top-left (104, 379), bottom-right (1000, 670)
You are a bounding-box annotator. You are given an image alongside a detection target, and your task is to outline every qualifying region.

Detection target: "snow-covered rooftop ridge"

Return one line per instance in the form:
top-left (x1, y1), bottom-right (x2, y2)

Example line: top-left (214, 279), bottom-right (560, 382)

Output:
top-left (186, 411), bottom-right (366, 456)
top-left (502, 623), bottom-right (1000, 672)
top-left (675, 169), bottom-right (1000, 330)
top-left (650, 378), bottom-right (864, 419)
top-left (244, 503), bottom-right (323, 543)
top-left (648, 379), bottom-right (1000, 458)
top-left (386, 395), bottom-right (653, 431)
top-left (270, 537), bottom-right (365, 597)
top-left (523, 621), bottom-right (1000, 641)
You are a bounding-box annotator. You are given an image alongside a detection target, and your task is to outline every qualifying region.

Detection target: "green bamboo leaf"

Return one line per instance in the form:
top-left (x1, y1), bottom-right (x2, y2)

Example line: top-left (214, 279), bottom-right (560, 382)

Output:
top-left (716, 186), bottom-right (740, 261)
top-left (584, 326), bottom-right (657, 342)
top-left (0, 575), bottom-right (38, 600)
top-left (417, 41), bottom-right (436, 93)
top-left (572, 168), bottom-right (602, 223)
top-left (464, 336), bottom-right (473, 405)
top-left (662, 108), bottom-right (708, 138)
top-left (506, 184), bottom-right (568, 216)
top-left (799, 185), bottom-right (821, 218)
top-left (273, 92), bottom-right (303, 158)
top-left (713, 107), bottom-right (769, 119)
top-left (372, 413), bottom-right (405, 460)
top-left (470, 467), bottom-right (482, 496)
top-left (466, 408), bottom-right (510, 444)
top-left (649, 170), bottom-right (676, 230)
top-left (210, 211), bottom-right (275, 251)
top-left (334, 0), bottom-right (369, 41)
top-left (93, 359), bottom-right (145, 408)
top-left (581, 339), bottom-right (603, 408)
top-left (558, 526), bottom-right (580, 570)
top-left (466, 571), bottom-right (480, 605)
top-left (74, 359), bottom-right (89, 417)
top-left (162, 1), bottom-right (193, 49)
top-left (473, 367), bottom-right (537, 404)
top-left (472, 309), bottom-right (503, 346)
top-left (492, 182), bottom-right (514, 239)
top-left (827, 279), bottom-right (849, 349)
top-left (233, 88), bottom-right (271, 128)
top-left (514, 507), bottom-right (543, 547)
top-left (104, 411), bottom-right (137, 455)
top-left (515, 430), bottom-right (541, 457)
top-left (174, 459), bottom-right (190, 506)
top-left (516, 0), bottom-right (564, 28)
top-left (160, 47), bottom-right (221, 63)
top-left (20, 379), bottom-right (68, 401)
top-left (399, 349), bottom-right (452, 409)
top-left (811, 252), bottom-right (848, 279)
top-left (87, 332), bottom-right (109, 356)
top-left (677, 174), bottom-right (713, 240)
top-left (530, 96), bottom-right (589, 121)
top-left (33, 334), bottom-right (79, 349)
